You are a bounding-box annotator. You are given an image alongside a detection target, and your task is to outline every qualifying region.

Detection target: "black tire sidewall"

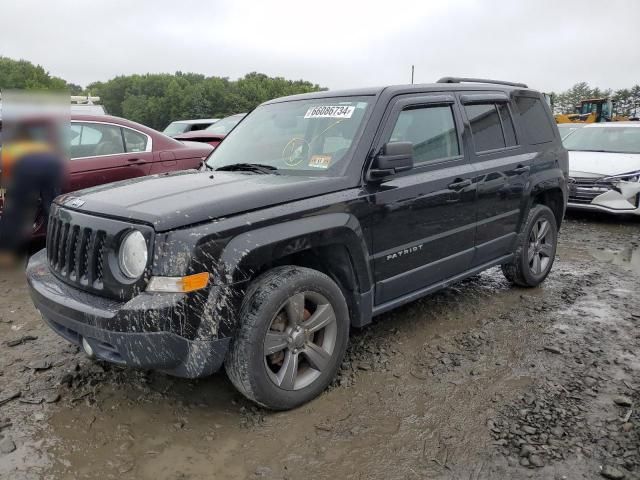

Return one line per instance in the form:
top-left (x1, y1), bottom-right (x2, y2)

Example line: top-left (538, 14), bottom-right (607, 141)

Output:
top-left (518, 205), bottom-right (558, 286)
top-left (239, 267), bottom-right (349, 410)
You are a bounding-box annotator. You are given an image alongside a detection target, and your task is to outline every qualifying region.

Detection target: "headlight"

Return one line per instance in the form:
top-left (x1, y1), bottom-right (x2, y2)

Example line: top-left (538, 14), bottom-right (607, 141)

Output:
top-left (602, 171), bottom-right (640, 183)
top-left (118, 230), bottom-right (148, 279)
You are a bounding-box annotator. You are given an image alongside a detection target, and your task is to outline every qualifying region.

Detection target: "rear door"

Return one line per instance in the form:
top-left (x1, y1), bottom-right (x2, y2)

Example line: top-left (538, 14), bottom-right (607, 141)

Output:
top-left (67, 121), bottom-right (153, 192)
top-left (367, 93), bottom-right (477, 305)
top-left (459, 93), bottom-right (532, 266)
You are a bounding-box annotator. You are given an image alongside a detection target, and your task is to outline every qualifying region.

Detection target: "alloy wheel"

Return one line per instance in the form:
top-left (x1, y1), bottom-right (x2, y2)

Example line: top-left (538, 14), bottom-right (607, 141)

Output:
top-left (263, 291), bottom-right (337, 391)
top-left (528, 218), bottom-right (554, 275)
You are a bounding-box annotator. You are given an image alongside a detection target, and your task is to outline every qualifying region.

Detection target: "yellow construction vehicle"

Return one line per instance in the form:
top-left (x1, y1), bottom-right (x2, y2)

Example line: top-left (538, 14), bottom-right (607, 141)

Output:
top-left (555, 98), bottom-right (630, 124)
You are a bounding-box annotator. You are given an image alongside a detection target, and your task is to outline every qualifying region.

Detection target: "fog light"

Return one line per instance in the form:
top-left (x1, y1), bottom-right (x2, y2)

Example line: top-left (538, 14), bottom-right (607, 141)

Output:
top-left (81, 337), bottom-right (95, 358)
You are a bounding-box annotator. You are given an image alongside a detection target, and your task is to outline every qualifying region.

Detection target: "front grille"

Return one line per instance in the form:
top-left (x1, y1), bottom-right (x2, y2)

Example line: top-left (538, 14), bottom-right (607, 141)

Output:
top-left (569, 177), bottom-right (612, 205)
top-left (47, 216), bottom-right (106, 290)
top-left (46, 204), bottom-right (153, 300)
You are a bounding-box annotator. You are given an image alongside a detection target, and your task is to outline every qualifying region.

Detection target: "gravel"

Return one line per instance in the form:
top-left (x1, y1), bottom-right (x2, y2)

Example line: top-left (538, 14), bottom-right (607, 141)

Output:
top-left (0, 436), bottom-right (16, 454)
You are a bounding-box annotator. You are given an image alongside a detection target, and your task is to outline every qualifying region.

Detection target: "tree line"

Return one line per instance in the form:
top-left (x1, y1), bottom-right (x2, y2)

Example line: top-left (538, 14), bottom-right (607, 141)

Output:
top-left (3, 56), bottom-right (639, 126)
top-left (86, 72), bottom-right (324, 130)
top-left (0, 57), bottom-right (324, 130)
top-left (549, 82), bottom-right (640, 117)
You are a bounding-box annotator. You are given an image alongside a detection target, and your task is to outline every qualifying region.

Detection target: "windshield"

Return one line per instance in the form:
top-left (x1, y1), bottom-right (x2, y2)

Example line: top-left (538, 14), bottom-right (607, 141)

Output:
top-left (557, 124), bottom-right (583, 140)
top-left (206, 98), bottom-right (371, 174)
top-left (563, 126), bottom-right (640, 154)
top-left (204, 114), bottom-right (245, 135)
top-left (163, 122), bottom-right (189, 136)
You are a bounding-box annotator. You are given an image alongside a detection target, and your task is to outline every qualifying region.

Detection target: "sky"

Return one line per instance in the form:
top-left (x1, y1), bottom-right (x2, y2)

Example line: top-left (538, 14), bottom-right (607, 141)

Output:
top-left (1, 0), bottom-right (639, 93)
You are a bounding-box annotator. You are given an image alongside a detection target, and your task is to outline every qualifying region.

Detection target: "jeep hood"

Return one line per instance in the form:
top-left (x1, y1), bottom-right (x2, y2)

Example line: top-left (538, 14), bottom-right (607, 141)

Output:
top-left (568, 150), bottom-right (640, 177)
top-left (57, 170), bottom-right (349, 231)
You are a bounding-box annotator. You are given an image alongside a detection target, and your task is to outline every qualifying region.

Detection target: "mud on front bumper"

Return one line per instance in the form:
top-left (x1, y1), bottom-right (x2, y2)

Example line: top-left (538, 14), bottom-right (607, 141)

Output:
top-left (26, 249), bottom-right (230, 378)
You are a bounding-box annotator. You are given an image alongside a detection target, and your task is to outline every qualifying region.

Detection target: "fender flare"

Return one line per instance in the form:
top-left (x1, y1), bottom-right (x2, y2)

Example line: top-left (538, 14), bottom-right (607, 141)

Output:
top-left (218, 212), bottom-right (372, 289)
top-left (202, 212), bottom-right (374, 336)
top-left (520, 167), bottom-right (567, 229)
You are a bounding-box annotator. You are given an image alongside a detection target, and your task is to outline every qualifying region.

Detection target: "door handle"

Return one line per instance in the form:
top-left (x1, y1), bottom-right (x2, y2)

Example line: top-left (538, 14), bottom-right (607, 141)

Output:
top-left (513, 165), bottom-right (530, 174)
top-left (448, 178), bottom-right (472, 190)
top-left (127, 158), bottom-right (143, 162)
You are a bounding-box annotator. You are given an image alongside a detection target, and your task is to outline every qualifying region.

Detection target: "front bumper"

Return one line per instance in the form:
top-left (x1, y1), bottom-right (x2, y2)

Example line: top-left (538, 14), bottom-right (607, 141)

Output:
top-left (567, 201), bottom-right (640, 215)
top-left (568, 178), bottom-right (640, 216)
top-left (26, 249), bottom-right (229, 378)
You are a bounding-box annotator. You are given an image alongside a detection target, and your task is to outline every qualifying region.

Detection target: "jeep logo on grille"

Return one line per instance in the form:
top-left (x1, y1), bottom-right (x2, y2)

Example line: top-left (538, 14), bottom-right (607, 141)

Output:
top-left (66, 197), bottom-right (85, 208)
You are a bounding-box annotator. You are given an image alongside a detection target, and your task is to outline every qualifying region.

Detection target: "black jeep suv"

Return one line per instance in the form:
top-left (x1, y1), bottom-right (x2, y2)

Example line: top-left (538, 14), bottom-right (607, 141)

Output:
top-left (27, 78), bottom-right (568, 410)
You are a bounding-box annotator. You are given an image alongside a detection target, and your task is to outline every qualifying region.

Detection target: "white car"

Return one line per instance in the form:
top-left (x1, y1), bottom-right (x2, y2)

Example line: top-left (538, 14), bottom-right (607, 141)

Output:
top-left (557, 123), bottom-right (586, 140)
top-left (566, 122), bottom-right (640, 215)
top-left (162, 118), bottom-right (220, 137)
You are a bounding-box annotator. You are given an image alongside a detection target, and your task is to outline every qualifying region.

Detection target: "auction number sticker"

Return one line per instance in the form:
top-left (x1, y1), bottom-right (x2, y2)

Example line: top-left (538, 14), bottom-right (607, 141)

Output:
top-left (304, 105), bottom-right (355, 119)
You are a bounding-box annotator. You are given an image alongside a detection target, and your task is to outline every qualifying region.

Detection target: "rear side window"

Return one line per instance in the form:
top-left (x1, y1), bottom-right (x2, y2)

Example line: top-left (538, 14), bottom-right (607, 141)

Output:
top-left (497, 104), bottom-right (518, 147)
top-left (123, 128), bottom-right (148, 152)
top-left (389, 105), bottom-right (460, 164)
top-left (515, 96), bottom-right (555, 144)
top-left (465, 104), bottom-right (505, 152)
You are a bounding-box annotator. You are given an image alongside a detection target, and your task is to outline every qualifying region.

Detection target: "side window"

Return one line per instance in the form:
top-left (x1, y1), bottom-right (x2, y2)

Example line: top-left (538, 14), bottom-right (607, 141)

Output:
top-left (389, 105), bottom-right (460, 164)
top-left (465, 103), bottom-right (505, 152)
top-left (515, 96), bottom-right (555, 144)
top-left (497, 103), bottom-right (518, 147)
top-left (123, 128), bottom-right (148, 152)
top-left (69, 124), bottom-right (83, 146)
top-left (69, 123), bottom-right (125, 159)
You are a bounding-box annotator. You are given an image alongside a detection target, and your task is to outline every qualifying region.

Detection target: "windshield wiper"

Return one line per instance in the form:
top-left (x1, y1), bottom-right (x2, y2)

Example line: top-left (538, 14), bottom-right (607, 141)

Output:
top-left (215, 163), bottom-right (279, 174)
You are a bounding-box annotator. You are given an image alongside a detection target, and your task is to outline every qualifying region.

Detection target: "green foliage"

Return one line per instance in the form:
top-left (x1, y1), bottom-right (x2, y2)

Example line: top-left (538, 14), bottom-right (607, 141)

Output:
top-left (11, 55), bottom-right (637, 126)
top-left (0, 56), bottom-right (73, 92)
top-left (550, 82), bottom-right (640, 118)
top-left (87, 71), bottom-right (325, 129)
top-left (1, 57), bottom-right (325, 130)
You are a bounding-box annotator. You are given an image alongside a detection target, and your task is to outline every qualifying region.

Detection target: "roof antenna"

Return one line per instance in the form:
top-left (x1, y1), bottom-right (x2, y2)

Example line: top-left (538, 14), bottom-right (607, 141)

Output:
top-left (411, 65), bottom-right (415, 84)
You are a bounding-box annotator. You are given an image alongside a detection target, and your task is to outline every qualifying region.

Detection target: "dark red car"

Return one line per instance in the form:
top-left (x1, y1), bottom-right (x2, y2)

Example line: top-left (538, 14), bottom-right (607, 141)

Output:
top-left (1, 114), bottom-right (213, 237)
top-left (172, 113), bottom-right (246, 147)
top-left (66, 114), bottom-right (213, 192)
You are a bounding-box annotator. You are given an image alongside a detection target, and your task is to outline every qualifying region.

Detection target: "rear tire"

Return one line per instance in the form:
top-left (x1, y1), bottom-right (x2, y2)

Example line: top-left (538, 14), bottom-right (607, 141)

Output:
top-left (502, 204), bottom-right (558, 287)
top-left (225, 266), bottom-right (349, 410)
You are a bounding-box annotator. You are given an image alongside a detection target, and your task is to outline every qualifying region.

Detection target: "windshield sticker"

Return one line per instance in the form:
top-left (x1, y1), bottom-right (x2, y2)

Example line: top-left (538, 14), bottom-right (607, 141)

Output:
top-left (304, 105), bottom-right (355, 119)
top-left (308, 155), bottom-right (332, 169)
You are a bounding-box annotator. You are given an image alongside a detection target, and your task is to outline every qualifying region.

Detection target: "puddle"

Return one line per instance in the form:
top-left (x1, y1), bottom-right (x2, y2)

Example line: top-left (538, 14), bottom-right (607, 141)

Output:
top-left (589, 244), bottom-right (640, 274)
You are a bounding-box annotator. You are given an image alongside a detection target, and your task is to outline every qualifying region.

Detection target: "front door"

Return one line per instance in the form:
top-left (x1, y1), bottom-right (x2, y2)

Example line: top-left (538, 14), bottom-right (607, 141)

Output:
top-left (367, 94), bottom-right (477, 305)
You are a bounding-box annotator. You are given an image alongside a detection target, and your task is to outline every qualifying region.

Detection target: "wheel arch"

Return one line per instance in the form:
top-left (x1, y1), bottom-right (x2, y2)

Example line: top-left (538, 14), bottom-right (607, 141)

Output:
top-left (527, 169), bottom-right (568, 229)
top-left (531, 186), bottom-right (566, 229)
top-left (214, 213), bottom-right (373, 332)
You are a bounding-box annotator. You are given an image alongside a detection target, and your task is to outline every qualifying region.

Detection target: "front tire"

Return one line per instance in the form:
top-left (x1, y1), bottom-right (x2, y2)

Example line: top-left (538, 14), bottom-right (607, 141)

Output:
top-left (502, 204), bottom-right (558, 287)
top-left (225, 266), bottom-right (349, 410)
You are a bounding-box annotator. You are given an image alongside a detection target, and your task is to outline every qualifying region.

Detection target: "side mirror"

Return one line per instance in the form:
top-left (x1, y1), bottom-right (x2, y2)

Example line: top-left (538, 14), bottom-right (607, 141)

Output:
top-left (367, 141), bottom-right (413, 181)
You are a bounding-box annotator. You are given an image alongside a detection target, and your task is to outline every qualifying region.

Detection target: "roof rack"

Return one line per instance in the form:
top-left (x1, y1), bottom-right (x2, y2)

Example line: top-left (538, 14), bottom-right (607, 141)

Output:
top-left (437, 77), bottom-right (528, 88)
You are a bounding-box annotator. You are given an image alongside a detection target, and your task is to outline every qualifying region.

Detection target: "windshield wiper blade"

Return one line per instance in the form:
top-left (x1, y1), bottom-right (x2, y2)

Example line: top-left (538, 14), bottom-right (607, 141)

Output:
top-left (215, 163), bottom-right (279, 174)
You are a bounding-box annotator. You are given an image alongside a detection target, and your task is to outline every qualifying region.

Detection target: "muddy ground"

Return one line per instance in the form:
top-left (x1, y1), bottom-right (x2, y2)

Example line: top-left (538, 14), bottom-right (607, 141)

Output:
top-left (1, 212), bottom-right (639, 480)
